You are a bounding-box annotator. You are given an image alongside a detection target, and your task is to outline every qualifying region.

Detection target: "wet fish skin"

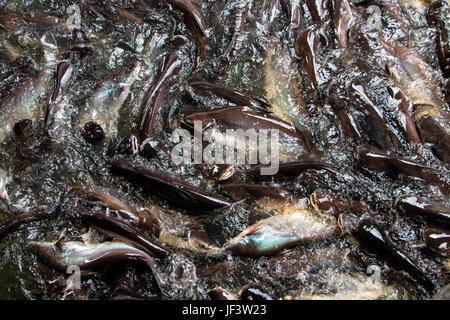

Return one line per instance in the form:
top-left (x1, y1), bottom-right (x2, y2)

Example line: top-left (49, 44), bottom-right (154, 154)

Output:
top-left (348, 79), bottom-right (400, 151)
top-left (79, 60), bottom-right (141, 142)
top-left (30, 238), bottom-right (165, 295)
top-left (356, 220), bottom-right (435, 292)
top-left (183, 106), bottom-right (312, 151)
top-left (82, 212), bottom-right (169, 259)
top-left (418, 116), bottom-right (450, 164)
top-left (331, 0), bottom-right (353, 50)
top-left (253, 160), bottom-right (338, 180)
top-left (213, 0), bottom-right (251, 78)
top-left (111, 157), bottom-right (233, 210)
top-left (0, 170), bottom-right (8, 206)
top-left (426, 0), bottom-right (450, 78)
top-left (423, 226), bottom-right (450, 254)
top-left (394, 195), bottom-right (450, 227)
top-left (0, 68), bottom-right (53, 141)
top-left (310, 189), bottom-right (374, 219)
top-left (357, 144), bottom-right (449, 191)
top-left (295, 30), bottom-right (319, 89)
top-left (166, 0), bottom-right (206, 70)
top-left (383, 39), bottom-right (446, 108)
top-left (0, 13), bottom-right (64, 32)
top-left (45, 62), bottom-right (73, 135)
top-left (72, 188), bottom-right (161, 237)
top-left (225, 206), bottom-right (337, 256)
top-left (188, 79), bottom-right (271, 112)
top-left (0, 210), bottom-right (46, 239)
top-left (139, 37), bottom-right (186, 144)
top-left (221, 182), bottom-right (290, 202)
top-left (208, 287), bottom-right (238, 300)
top-left (328, 81), bottom-right (362, 141)
top-left (240, 285), bottom-right (274, 300)
top-left (387, 86), bottom-right (421, 146)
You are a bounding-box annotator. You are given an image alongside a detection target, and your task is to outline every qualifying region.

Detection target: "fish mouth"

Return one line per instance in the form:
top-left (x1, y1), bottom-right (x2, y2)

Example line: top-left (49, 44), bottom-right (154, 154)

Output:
top-left (81, 121), bottom-right (106, 144)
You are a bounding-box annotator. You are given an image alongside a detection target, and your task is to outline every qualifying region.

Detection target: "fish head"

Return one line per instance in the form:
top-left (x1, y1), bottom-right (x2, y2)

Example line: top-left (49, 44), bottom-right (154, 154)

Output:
top-left (81, 121), bottom-right (106, 144)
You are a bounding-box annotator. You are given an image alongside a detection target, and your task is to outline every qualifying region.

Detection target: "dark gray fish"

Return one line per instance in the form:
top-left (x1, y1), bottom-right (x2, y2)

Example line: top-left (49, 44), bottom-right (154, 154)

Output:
top-left (166, 0), bottom-right (207, 70)
top-left (395, 195), bottom-right (450, 227)
top-left (423, 226), bottom-right (450, 254)
top-left (188, 79), bottom-right (271, 112)
top-left (358, 144), bottom-right (449, 193)
top-left (44, 61), bottom-right (73, 136)
top-left (356, 220), bottom-right (435, 292)
top-left (30, 238), bottom-right (163, 295)
top-left (348, 79), bottom-right (400, 150)
top-left (214, 0), bottom-right (251, 77)
top-left (111, 157), bottom-right (233, 210)
top-left (0, 12), bottom-right (66, 32)
top-left (139, 37), bottom-right (186, 145)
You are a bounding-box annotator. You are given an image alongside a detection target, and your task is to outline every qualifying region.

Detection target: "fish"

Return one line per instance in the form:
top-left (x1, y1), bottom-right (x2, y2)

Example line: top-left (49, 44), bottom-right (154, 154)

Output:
top-left (29, 238), bottom-right (163, 295)
top-left (327, 80), bottom-right (363, 141)
top-left (221, 182), bottom-right (290, 203)
top-left (387, 86), bottom-right (421, 146)
top-left (394, 195), bottom-right (450, 227)
top-left (202, 163), bottom-right (235, 181)
top-left (0, 12), bottom-right (66, 32)
top-left (0, 210), bottom-right (46, 239)
top-left (383, 39), bottom-right (446, 109)
top-left (82, 211), bottom-right (169, 259)
top-left (426, 0), bottom-right (450, 78)
top-left (422, 226), bottom-right (450, 254)
top-left (358, 144), bottom-right (449, 192)
top-left (225, 204), bottom-right (337, 256)
top-left (347, 79), bottom-right (400, 150)
top-left (188, 79), bottom-right (271, 112)
top-left (253, 160), bottom-right (338, 180)
top-left (72, 188), bottom-right (160, 236)
top-left (295, 30), bottom-right (319, 90)
top-left (413, 104), bottom-right (450, 164)
top-left (310, 189), bottom-right (375, 219)
top-left (214, 0), bottom-right (251, 77)
top-left (44, 61), bottom-right (73, 140)
top-left (78, 60), bottom-right (141, 144)
top-left (262, 0), bottom-right (282, 36)
top-left (208, 287), bottom-right (238, 300)
top-left (109, 6), bottom-right (144, 26)
top-left (0, 170), bottom-right (9, 207)
top-left (265, 39), bottom-right (309, 122)
top-left (331, 0), bottom-right (353, 50)
top-left (280, 0), bottom-right (303, 39)
top-left (111, 157), bottom-right (233, 210)
top-left (183, 106), bottom-right (312, 152)
top-left (0, 60), bottom-right (54, 141)
top-left (239, 285), bottom-right (274, 300)
top-left (139, 37), bottom-right (186, 145)
top-left (158, 229), bottom-right (222, 255)
top-left (356, 220), bottom-right (435, 291)
top-left (166, 0), bottom-right (207, 70)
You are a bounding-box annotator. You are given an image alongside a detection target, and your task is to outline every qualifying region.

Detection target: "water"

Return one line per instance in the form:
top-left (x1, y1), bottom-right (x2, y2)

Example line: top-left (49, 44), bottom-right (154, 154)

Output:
top-left (0, 0), bottom-right (448, 299)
